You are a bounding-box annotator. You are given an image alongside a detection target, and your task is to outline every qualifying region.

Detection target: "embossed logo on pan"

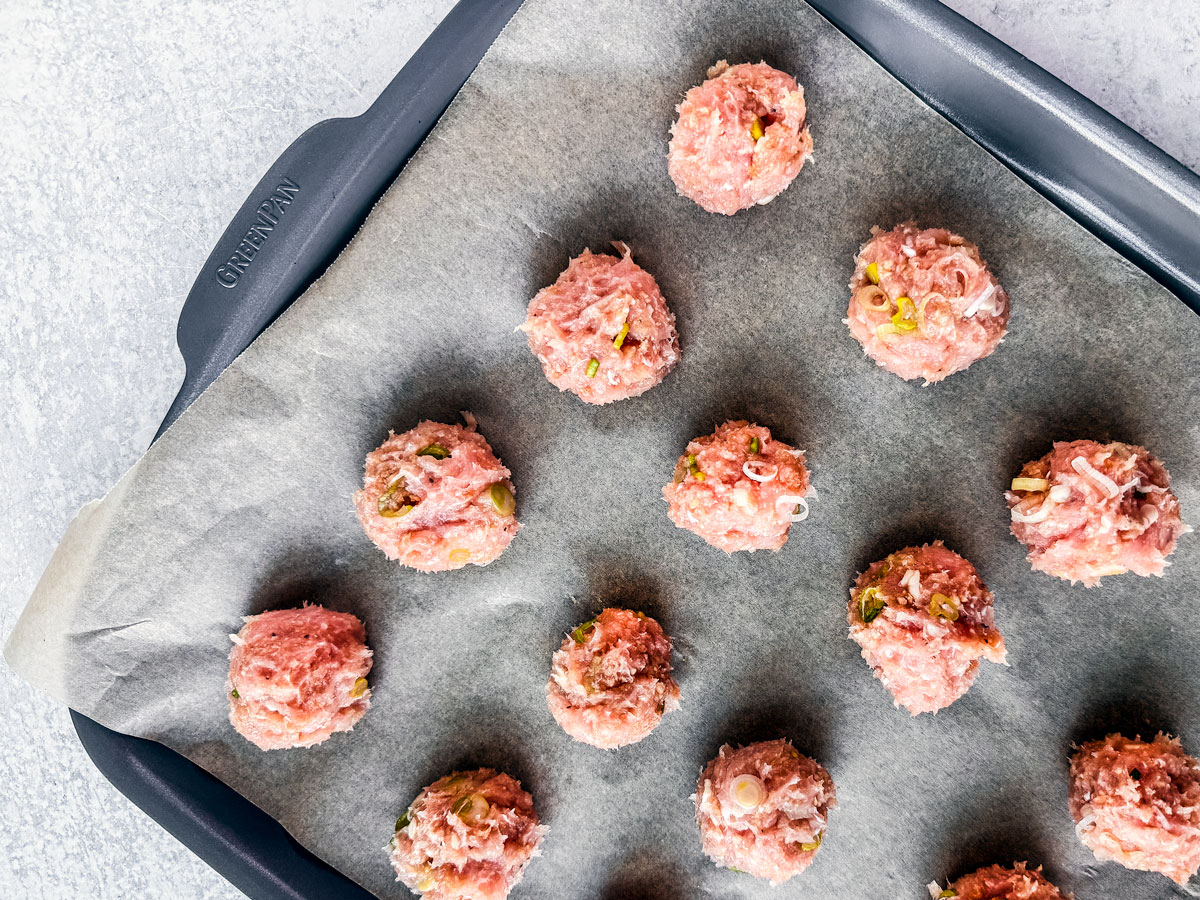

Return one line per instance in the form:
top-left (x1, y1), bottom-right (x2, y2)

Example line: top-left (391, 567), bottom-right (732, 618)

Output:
top-left (214, 177), bottom-right (300, 288)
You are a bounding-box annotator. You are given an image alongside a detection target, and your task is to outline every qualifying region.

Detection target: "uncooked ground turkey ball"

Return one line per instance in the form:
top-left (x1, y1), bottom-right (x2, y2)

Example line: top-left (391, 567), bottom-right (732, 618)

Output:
top-left (848, 541), bottom-right (1006, 715)
top-left (928, 862), bottom-right (1070, 899)
top-left (389, 769), bottom-right (546, 900)
top-left (521, 243), bottom-right (678, 405)
top-left (354, 417), bottom-right (518, 572)
top-left (1069, 733), bottom-right (1200, 884)
top-left (668, 60), bottom-right (813, 215)
top-left (663, 421), bottom-right (810, 552)
top-left (846, 222), bottom-right (1009, 383)
top-left (1007, 439), bottom-right (1187, 587)
top-left (227, 605), bottom-right (372, 751)
top-left (694, 739), bottom-right (836, 884)
top-left (547, 607), bottom-right (680, 749)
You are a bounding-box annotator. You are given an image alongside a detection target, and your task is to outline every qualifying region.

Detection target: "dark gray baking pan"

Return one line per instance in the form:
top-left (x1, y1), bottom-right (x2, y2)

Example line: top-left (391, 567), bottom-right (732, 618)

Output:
top-left (70, 0), bottom-right (1200, 897)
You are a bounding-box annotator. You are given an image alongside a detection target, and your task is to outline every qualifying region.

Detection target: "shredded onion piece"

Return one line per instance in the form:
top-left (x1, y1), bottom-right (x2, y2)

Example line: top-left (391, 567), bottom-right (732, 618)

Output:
top-left (963, 281), bottom-right (997, 318)
top-left (1011, 503), bottom-right (1052, 525)
top-left (927, 882), bottom-right (945, 900)
top-left (899, 568), bottom-right (922, 602)
top-left (1010, 477), bottom-right (1050, 492)
top-left (901, 244), bottom-right (916, 258)
top-left (1136, 480), bottom-right (1169, 494)
top-left (229, 633), bottom-right (245, 646)
top-left (742, 460), bottom-right (778, 483)
top-left (1141, 504), bottom-right (1160, 527)
top-left (1075, 812), bottom-right (1096, 836)
top-left (1049, 484), bottom-right (1071, 503)
top-left (1071, 456), bottom-right (1121, 498)
top-left (610, 240), bottom-right (632, 258)
top-left (776, 494), bottom-right (809, 522)
top-left (460, 410), bottom-right (477, 431)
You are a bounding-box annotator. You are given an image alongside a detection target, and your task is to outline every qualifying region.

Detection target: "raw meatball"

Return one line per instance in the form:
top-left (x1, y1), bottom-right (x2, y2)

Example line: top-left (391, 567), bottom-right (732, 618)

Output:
top-left (928, 862), bottom-right (1069, 899)
top-left (848, 541), bottom-right (1006, 715)
top-left (694, 739), bottom-right (836, 884)
top-left (1069, 733), bottom-right (1200, 884)
top-left (389, 769), bottom-right (547, 900)
top-left (1007, 439), bottom-right (1187, 587)
top-left (546, 607), bottom-right (681, 749)
top-left (846, 222), bottom-right (1009, 383)
top-left (354, 417), bottom-right (518, 572)
top-left (521, 243), bottom-right (679, 405)
top-left (663, 421), bottom-right (810, 553)
top-left (227, 605), bottom-right (372, 751)
top-left (668, 60), bottom-right (813, 215)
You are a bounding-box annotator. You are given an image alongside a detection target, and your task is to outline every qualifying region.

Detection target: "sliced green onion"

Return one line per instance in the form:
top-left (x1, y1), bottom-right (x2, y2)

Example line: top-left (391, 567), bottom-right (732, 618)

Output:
top-left (750, 116), bottom-right (765, 141)
top-left (929, 593), bottom-right (960, 622)
top-left (859, 585), bottom-right (885, 624)
top-left (378, 478), bottom-right (417, 518)
top-left (686, 453), bottom-right (705, 481)
top-left (891, 296), bottom-right (918, 331)
top-left (230, 687), bottom-right (239, 699)
top-left (417, 443), bottom-right (450, 459)
top-left (395, 810), bottom-right (411, 832)
top-left (1011, 477), bottom-right (1050, 492)
top-left (451, 793), bottom-right (490, 824)
top-left (865, 262), bottom-right (880, 285)
top-left (351, 677), bottom-right (369, 698)
top-left (749, 436), bottom-right (760, 454)
top-left (489, 483), bottom-right (515, 516)
top-left (938, 891), bottom-right (958, 899)
top-left (585, 358), bottom-right (600, 378)
top-left (572, 618), bottom-right (597, 644)
top-left (799, 831), bottom-right (823, 852)
top-left (613, 322), bottom-right (630, 349)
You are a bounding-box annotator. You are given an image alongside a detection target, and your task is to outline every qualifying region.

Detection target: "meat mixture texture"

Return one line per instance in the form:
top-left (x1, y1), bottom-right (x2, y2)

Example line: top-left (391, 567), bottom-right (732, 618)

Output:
top-left (547, 607), bottom-right (681, 749)
top-left (848, 541), bottom-right (1006, 715)
top-left (928, 862), bottom-right (1070, 899)
top-left (354, 417), bottom-right (519, 572)
top-left (227, 605), bottom-right (372, 751)
top-left (694, 738), bottom-right (836, 884)
top-left (846, 222), bottom-right (1009, 383)
top-left (663, 420), bottom-right (810, 553)
top-left (389, 769), bottom-right (547, 900)
top-left (1007, 439), bottom-right (1187, 587)
top-left (668, 60), bottom-right (813, 215)
top-left (1069, 733), bottom-right (1200, 884)
top-left (521, 243), bottom-right (679, 405)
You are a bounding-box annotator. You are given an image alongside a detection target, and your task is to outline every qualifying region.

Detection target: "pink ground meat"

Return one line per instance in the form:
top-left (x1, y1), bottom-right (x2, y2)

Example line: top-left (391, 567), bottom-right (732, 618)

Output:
top-left (1069, 733), bottom-right (1200, 884)
top-left (694, 739), bottom-right (836, 884)
top-left (845, 222), bottom-right (1009, 383)
top-left (1007, 440), bottom-right (1188, 587)
top-left (929, 862), bottom-right (1070, 899)
top-left (662, 421), bottom-right (810, 553)
top-left (668, 60), bottom-right (813, 215)
top-left (521, 243), bottom-right (679, 405)
top-left (227, 605), bottom-right (372, 751)
top-left (546, 607), bottom-right (680, 749)
top-left (354, 418), bottom-right (519, 572)
top-left (389, 769), bottom-right (547, 900)
top-left (848, 541), bottom-right (1006, 715)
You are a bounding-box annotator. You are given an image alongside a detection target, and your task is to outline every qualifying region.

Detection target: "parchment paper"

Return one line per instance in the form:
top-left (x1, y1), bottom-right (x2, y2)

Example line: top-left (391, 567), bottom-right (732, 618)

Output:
top-left (8, 1), bottom-right (1200, 897)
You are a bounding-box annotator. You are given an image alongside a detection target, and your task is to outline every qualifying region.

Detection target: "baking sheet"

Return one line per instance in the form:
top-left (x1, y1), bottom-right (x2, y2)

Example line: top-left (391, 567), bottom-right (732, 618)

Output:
top-left (7, 0), bottom-right (1200, 897)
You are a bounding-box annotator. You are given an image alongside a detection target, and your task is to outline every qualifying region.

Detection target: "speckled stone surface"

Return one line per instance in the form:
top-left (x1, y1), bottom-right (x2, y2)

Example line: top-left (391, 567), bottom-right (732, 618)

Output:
top-left (0, 2), bottom-right (1195, 898)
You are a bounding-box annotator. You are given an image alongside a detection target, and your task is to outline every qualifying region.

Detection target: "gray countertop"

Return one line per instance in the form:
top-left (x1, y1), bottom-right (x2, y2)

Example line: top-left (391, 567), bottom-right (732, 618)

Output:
top-left (1, 1), bottom-right (1196, 897)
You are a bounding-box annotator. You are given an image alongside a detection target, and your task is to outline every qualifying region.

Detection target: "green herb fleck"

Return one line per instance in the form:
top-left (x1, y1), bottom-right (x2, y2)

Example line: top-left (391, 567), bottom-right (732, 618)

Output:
top-left (230, 687), bottom-right (239, 700)
top-left (395, 810), bottom-right (411, 832)
top-left (749, 436), bottom-right (760, 454)
top-left (417, 443), bottom-right (450, 460)
top-left (585, 358), bottom-right (600, 378)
